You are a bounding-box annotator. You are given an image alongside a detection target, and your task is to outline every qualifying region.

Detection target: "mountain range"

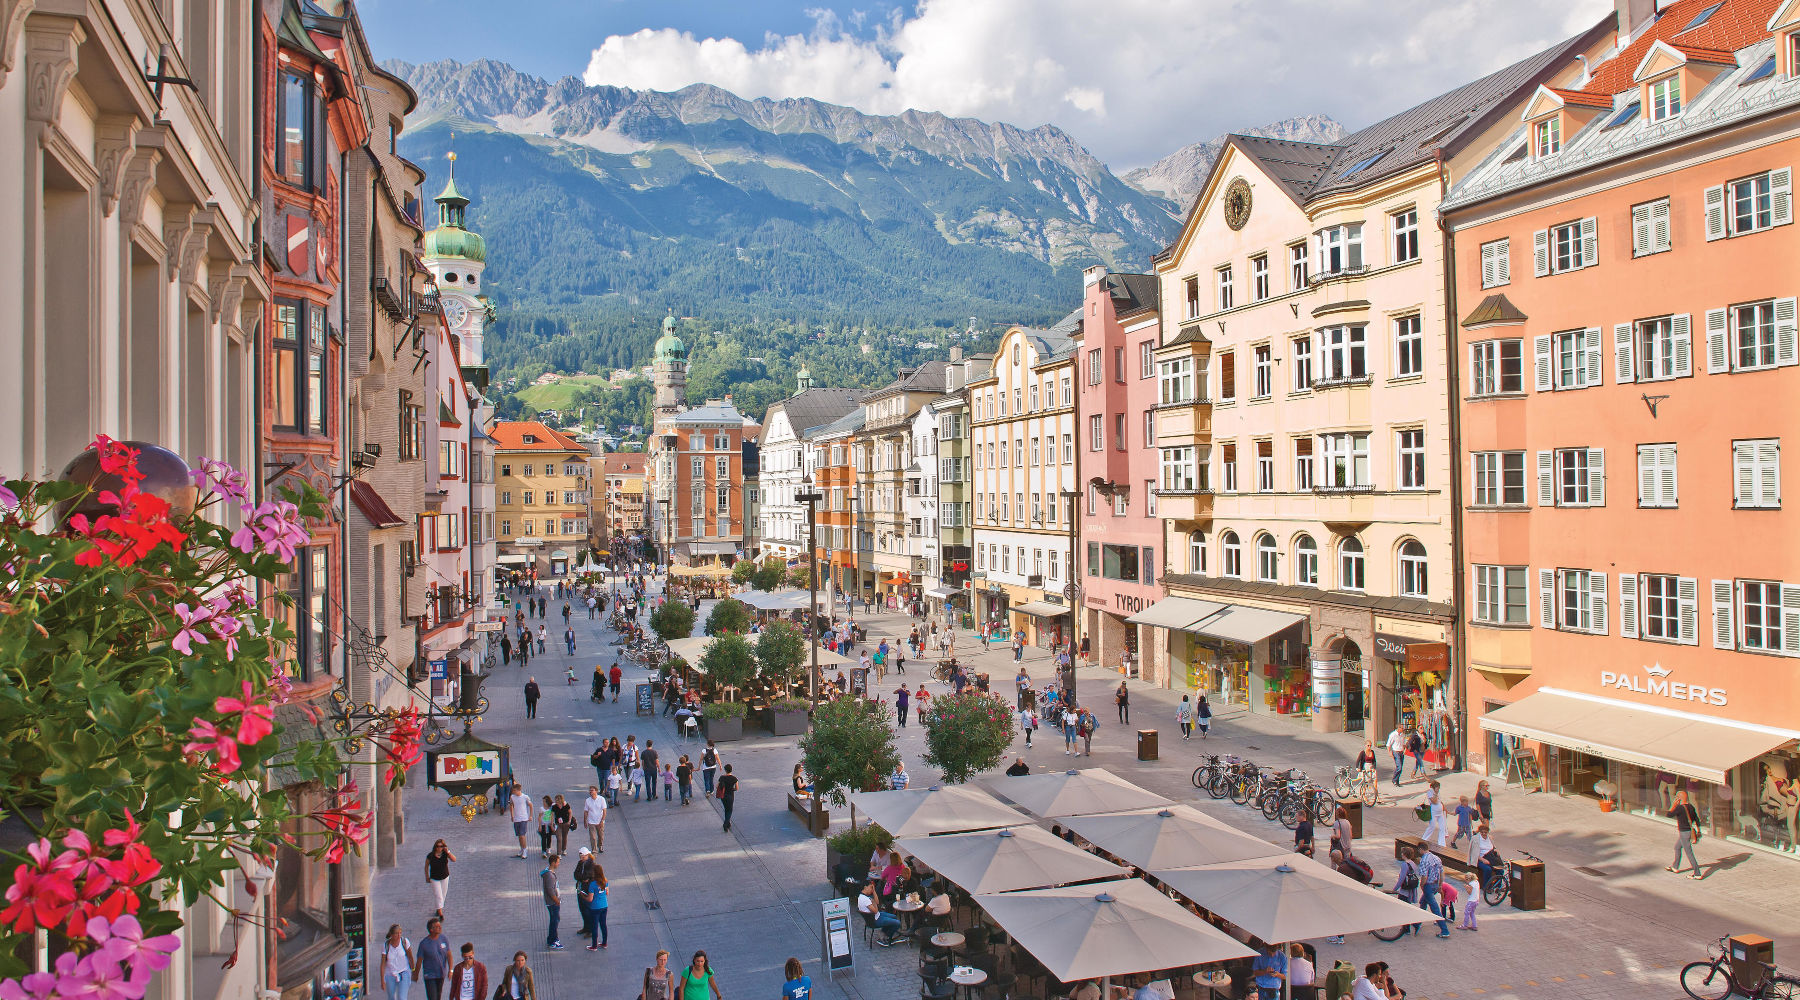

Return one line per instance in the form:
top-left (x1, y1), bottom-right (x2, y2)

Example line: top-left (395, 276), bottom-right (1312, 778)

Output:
top-left (385, 57), bottom-right (1342, 382)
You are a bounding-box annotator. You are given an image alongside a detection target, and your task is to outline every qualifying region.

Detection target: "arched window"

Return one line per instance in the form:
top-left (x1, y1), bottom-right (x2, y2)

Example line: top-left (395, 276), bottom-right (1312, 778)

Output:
top-left (1339, 537), bottom-right (1366, 591)
top-left (1399, 540), bottom-right (1428, 598)
top-left (1189, 532), bottom-right (1207, 574)
top-left (1294, 534), bottom-right (1318, 586)
top-left (1221, 531), bottom-right (1242, 578)
top-left (1256, 534), bottom-right (1279, 582)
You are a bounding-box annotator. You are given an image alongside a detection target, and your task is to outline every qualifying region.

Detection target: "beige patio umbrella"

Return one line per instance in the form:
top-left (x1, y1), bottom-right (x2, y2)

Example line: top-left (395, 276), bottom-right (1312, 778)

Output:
top-left (1060, 805), bottom-right (1287, 871)
top-left (808, 644), bottom-right (856, 667)
top-left (664, 635), bottom-right (715, 666)
top-left (990, 767), bottom-right (1173, 819)
top-left (974, 878), bottom-right (1255, 988)
top-left (894, 825), bottom-right (1126, 894)
top-left (1151, 855), bottom-right (1429, 944)
top-left (848, 783), bottom-right (1023, 837)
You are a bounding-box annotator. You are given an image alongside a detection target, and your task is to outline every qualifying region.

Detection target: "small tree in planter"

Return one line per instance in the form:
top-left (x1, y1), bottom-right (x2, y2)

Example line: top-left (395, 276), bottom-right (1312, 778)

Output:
top-left (799, 698), bottom-right (900, 807)
top-left (701, 699), bottom-right (748, 741)
top-left (730, 560), bottom-right (758, 586)
top-left (826, 821), bottom-right (890, 883)
top-left (706, 596), bottom-right (752, 636)
top-left (787, 563), bottom-right (813, 590)
top-left (751, 557), bottom-right (787, 592)
top-left (921, 692), bottom-right (1015, 783)
top-left (651, 599), bottom-right (695, 642)
top-left (699, 632), bottom-right (758, 697)
top-left (756, 619), bottom-right (808, 689)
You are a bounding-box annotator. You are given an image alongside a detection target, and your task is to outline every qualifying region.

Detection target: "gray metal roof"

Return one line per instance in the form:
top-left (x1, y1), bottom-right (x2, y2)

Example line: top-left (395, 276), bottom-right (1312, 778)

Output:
top-left (808, 407), bottom-right (866, 438)
top-left (1106, 273), bottom-right (1160, 316)
top-left (863, 359), bottom-right (954, 401)
top-left (764, 387), bottom-right (862, 437)
top-left (672, 399), bottom-right (747, 425)
top-left (1220, 16), bottom-right (1615, 207)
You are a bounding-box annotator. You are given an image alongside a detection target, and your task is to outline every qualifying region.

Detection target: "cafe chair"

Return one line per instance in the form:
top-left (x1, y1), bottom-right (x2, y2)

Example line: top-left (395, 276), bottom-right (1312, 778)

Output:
top-left (919, 956), bottom-right (950, 981)
top-left (983, 969), bottom-right (1017, 999)
top-left (861, 910), bottom-right (882, 949)
top-left (919, 981), bottom-right (956, 1000)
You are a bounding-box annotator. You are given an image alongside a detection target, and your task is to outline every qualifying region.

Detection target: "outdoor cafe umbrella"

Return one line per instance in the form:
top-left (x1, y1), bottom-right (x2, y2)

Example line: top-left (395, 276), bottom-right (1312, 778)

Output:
top-left (991, 767), bottom-right (1172, 819)
top-left (895, 825), bottom-right (1125, 895)
top-left (848, 783), bottom-right (1023, 838)
top-left (973, 878), bottom-right (1254, 990)
top-left (1061, 805), bottom-right (1287, 871)
top-left (663, 636), bottom-right (715, 666)
top-left (1151, 855), bottom-right (1429, 945)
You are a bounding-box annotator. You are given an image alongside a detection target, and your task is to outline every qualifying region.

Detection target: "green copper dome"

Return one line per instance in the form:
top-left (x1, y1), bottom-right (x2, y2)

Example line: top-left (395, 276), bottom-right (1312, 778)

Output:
top-left (654, 312), bottom-right (685, 360)
top-left (424, 154), bottom-right (486, 262)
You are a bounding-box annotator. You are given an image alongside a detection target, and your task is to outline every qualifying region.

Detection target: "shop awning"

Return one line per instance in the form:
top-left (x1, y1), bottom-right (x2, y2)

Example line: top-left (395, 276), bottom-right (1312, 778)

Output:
top-left (926, 587), bottom-right (960, 600)
top-left (679, 541), bottom-right (737, 557)
top-left (550, 549), bottom-right (570, 559)
top-left (1125, 596), bottom-right (1227, 630)
top-left (497, 554), bottom-right (532, 565)
top-left (1479, 688), bottom-right (1798, 785)
top-left (348, 481), bottom-right (407, 528)
top-left (1012, 600), bottom-right (1071, 619)
top-left (1188, 604), bottom-right (1306, 645)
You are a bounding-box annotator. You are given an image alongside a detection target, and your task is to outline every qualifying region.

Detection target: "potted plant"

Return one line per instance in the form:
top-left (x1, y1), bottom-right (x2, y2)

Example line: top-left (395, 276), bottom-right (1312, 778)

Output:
top-left (702, 699), bottom-right (747, 742)
top-left (825, 822), bottom-right (888, 886)
top-left (767, 697), bottom-right (811, 737)
top-left (920, 692), bottom-right (1015, 783)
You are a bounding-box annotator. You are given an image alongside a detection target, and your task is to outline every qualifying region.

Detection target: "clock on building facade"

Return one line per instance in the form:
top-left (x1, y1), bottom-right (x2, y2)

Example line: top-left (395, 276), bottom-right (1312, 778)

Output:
top-left (1223, 177), bottom-right (1253, 231)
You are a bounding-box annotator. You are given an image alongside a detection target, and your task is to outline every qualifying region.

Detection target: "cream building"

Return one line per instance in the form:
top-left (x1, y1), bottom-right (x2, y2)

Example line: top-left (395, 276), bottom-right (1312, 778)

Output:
top-left (969, 320), bottom-right (1080, 648)
top-left (493, 421), bottom-right (591, 577)
top-left (859, 361), bottom-right (953, 609)
top-left (1151, 26), bottom-right (1611, 735)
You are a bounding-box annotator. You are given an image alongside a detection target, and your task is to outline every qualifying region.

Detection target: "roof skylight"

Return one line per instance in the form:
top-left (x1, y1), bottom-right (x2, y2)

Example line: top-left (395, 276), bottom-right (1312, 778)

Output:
top-left (1604, 101), bottom-right (1642, 129)
top-left (1679, 0), bottom-right (1725, 33)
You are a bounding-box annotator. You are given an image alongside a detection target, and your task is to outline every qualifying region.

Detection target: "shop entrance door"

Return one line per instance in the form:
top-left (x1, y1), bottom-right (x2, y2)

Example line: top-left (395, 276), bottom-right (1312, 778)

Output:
top-left (1342, 662), bottom-right (1364, 733)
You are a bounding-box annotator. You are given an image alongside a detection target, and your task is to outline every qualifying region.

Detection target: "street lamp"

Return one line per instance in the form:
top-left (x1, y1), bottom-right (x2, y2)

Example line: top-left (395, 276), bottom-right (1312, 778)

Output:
top-left (659, 497), bottom-right (672, 579)
top-left (796, 474), bottom-right (825, 723)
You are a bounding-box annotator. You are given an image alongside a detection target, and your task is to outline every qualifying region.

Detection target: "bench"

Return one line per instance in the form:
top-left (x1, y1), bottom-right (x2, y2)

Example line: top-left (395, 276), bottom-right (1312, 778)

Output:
top-left (788, 792), bottom-right (830, 837)
top-left (1394, 834), bottom-right (1474, 878)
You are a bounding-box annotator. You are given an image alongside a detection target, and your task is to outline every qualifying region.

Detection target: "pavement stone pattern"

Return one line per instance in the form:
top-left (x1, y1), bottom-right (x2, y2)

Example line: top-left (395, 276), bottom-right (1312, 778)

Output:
top-left (371, 581), bottom-right (1798, 1000)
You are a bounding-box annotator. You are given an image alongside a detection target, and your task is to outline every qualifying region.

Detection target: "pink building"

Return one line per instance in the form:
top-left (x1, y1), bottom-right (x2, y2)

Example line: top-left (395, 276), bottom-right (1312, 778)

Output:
top-left (1074, 267), bottom-right (1166, 679)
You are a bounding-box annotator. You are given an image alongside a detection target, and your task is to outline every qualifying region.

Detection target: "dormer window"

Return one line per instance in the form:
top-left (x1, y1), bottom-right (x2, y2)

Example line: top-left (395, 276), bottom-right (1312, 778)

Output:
top-left (1648, 75), bottom-right (1682, 122)
top-left (1534, 117), bottom-right (1561, 157)
top-left (1790, 32), bottom-right (1800, 77)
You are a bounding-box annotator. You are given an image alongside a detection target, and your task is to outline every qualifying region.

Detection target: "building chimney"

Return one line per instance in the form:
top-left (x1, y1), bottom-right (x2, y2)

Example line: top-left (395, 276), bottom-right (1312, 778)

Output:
top-left (1616, 0), bottom-right (1658, 46)
top-left (950, 345), bottom-right (964, 363)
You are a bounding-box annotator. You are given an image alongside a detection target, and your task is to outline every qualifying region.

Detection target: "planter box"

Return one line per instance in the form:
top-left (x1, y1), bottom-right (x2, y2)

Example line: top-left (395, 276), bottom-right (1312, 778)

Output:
top-left (825, 846), bottom-right (869, 888)
top-left (704, 715), bottom-right (744, 742)
top-left (767, 709), bottom-right (809, 737)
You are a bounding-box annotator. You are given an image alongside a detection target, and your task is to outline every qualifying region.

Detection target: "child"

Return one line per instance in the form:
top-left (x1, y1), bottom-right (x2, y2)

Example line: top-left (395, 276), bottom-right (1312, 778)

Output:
top-left (1460, 876), bottom-right (1480, 930)
top-left (629, 762), bottom-right (646, 802)
top-left (566, 664), bottom-right (577, 686)
top-left (1438, 877), bottom-right (1459, 923)
top-left (661, 763), bottom-right (675, 802)
top-left (1450, 795), bottom-right (1476, 848)
top-left (607, 764), bottom-right (622, 806)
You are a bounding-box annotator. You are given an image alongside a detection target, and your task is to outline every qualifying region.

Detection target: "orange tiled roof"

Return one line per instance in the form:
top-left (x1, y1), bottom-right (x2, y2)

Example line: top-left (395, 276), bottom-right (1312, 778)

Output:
top-left (1581, 0), bottom-right (1779, 95)
top-left (490, 421), bottom-right (585, 452)
top-left (601, 454), bottom-right (645, 475)
top-left (1549, 86), bottom-right (1616, 109)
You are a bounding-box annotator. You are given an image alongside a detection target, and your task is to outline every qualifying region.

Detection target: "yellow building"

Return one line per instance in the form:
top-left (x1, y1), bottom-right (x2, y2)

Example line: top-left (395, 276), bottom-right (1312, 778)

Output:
top-left (1149, 25), bottom-right (1612, 735)
top-left (492, 421), bottom-right (591, 577)
top-left (589, 452), bottom-right (648, 554)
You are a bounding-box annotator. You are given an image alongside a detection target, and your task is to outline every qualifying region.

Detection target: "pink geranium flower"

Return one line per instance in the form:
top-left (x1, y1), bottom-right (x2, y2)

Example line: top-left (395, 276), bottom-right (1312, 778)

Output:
top-left (215, 681), bottom-right (274, 745)
top-left (90, 915), bottom-right (181, 978)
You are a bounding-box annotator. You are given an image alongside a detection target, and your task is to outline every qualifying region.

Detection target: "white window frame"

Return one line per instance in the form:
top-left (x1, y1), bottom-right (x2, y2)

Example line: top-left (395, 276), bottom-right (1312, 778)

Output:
top-left (1709, 169), bottom-right (1792, 240)
top-left (1293, 438), bottom-right (1314, 491)
top-left (1251, 254), bottom-right (1270, 300)
top-left (1158, 357), bottom-right (1195, 405)
top-left (1291, 336), bottom-right (1313, 391)
top-left (1397, 540), bottom-right (1428, 598)
top-left (1319, 325), bottom-right (1368, 382)
top-left (1294, 535), bottom-right (1318, 587)
top-left (1159, 447), bottom-right (1197, 492)
top-left (1552, 568), bottom-right (1607, 634)
top-left (1473, 565), bottom-right (1527, 625)
top-left (1472, 451), bottom-right (1526, 507)
top-left (1256, 441), bottom-right (1274, 493)
top-left (1534, 116), bottom-right (1560, 157)
top-left (1535, 327), bottom-right (1602, 391)
top-left (1635, 444), bottom-right (1678, 509)
top-left (1217, 265), bottom-right (1234, 311)
top-left (1394, 314), bottom-right (1423, 378)
top-left (1471, 339), bottom-right (1524, 396)
top-left (1255, 535), bottom-right (1279, 583)
top-left (1188, 532), bottom-right (1207, 575)
top-left (1140, 340), bottom-right (1154, 378)
top-left (1289, 242), bottom-right (1309, 291)
top-left (1631, 198), bottom-right (1671, 257)
top-left (1396, 428), bottom-right (1425, 490)
top-left (1619, 314), bottom-right (1691, 383)
top-left (1391, 208), bottom-right (1419, 264)
top-left (1252, 345), bottom-right (1273, 399)
top-left (1221, 532), bottom-right (1242, 579)
top-left (1319, 432), bottom-right (1370, 489)
top-left (1732, 438), bottom-right (1782, 509)
top-left (1647, 74), bottom-right (1682, 123)
top-left (1338, 538), bottom-right (1365, 591)
top-left (1316, 223), bottom-right (1364, 276)
top-left (1627, 572), bottom-right (1697, 645)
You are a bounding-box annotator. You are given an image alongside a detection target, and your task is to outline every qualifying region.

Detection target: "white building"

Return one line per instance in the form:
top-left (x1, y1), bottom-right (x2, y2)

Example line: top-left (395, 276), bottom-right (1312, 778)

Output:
top-left (905, 403), bottom-right (941, 602)
top-left (756, 367), bottom-right (860, 559)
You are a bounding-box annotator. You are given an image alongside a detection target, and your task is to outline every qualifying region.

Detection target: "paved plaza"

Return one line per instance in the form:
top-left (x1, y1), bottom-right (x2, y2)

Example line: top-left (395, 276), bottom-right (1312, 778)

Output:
top-left (370, 580), bottom-right (1800, 1000)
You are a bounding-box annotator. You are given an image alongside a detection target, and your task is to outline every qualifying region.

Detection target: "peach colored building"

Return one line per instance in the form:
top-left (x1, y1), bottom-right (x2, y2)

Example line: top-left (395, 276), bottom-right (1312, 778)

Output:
top-left (1073, 267), bottom-right (1167, 682)
top-left (1445, 0), bottom-right (1800, 856)
top-left (1148, 19), bottom-right (1614, 736)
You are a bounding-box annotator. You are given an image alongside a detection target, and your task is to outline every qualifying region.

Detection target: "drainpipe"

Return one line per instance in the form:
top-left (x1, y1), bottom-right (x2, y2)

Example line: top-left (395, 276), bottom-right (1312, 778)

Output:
top-left (1436, 148), bottom-right (1471, 774)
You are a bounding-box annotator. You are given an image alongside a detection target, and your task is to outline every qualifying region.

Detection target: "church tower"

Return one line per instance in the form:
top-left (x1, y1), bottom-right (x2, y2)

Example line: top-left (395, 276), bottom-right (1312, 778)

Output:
top-left (422, 148), bottom-right (490, 366)
top-left (795, 363), bottom-right (813, 393)
top-left (653, 311), bottom-right (688, 424)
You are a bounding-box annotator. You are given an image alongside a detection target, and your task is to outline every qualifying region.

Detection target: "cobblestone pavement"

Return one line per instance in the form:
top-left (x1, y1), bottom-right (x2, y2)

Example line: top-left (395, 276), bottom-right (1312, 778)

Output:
top-left (372, 582), bottom-right (1798, 1000)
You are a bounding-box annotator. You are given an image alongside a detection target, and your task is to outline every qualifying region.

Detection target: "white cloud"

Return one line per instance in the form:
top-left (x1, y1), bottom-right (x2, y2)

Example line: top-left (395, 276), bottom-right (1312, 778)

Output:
top-left (583, 0), bottom-right (1615, 168)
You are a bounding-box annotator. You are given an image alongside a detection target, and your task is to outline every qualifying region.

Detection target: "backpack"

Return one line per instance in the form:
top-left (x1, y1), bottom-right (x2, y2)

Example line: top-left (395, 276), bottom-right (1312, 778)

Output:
top-left (1340, 856), bottom-right (1373, 884)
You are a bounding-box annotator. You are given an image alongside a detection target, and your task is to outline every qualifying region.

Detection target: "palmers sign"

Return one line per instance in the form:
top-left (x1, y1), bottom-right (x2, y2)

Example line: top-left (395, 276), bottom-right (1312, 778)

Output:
top-left (1599, 663), bottom-right (1726, 707)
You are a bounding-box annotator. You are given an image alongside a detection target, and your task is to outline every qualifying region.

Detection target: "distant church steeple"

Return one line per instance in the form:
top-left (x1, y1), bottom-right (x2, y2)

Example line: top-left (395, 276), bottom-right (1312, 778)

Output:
top-left (653, 310), bottom-right (688, 424)
top-left (796, 364), bottom-right (813, 393)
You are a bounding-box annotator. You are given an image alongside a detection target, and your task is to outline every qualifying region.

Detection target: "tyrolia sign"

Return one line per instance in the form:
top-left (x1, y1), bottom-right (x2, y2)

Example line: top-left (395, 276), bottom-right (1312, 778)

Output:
top-left (1600, 663), bottom-right (1726, 706)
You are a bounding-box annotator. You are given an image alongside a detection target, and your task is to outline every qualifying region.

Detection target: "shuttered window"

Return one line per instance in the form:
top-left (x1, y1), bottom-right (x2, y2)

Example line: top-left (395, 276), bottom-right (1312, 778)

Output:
top-left (1537, 447), bottom-right (1604, 507)
top-left (1631, 198), bottom-right (1671, 257)
top-left (1732, 438), bottom-right (1781, 509)
top-left (1534, 217), bottom-right (1597, 275)
top-left (1536, 328), bottom-right (1602, 390)
top-left (1550, 568), bottom-right (1606, 634)
top-left (1616, 314), bottom-right (1691, 383)
top-left (1635, 444), bottom-right (1678, 509)
top-left (1622, 573), bottom-right (1698, 644)
top-left (1480, 239), bottom-right (1510, 288)
top-left (1707, 168), bottom-right (1792, 240)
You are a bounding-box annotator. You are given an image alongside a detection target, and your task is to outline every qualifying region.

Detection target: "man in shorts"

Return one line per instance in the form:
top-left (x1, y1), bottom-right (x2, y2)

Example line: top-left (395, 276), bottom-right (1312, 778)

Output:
top-left (509, 782), bottom-right (532, 858)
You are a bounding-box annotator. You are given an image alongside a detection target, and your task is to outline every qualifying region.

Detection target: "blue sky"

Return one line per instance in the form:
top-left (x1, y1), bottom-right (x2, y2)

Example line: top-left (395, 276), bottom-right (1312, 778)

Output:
top-left (358, 0), bottom-right (1615, 170)
top-left (358, 1), bottom-right (909, 80)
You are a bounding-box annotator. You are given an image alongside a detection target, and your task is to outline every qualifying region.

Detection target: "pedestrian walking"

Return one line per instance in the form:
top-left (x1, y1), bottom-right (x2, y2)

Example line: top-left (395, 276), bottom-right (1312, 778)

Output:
top-left (1450, 795), bottom-right (1475, 848)
top-left (607, 765), bottom-right (623, 806)
top-left (579, 862), bottom-right (609, 950)
top-left (1021, 706), bottom-right (1037, 747)
top-left (1062, 706), bottom-right (1078, 755)
top-left (1668, 790), bottom-right (1704, 878)
top-left (552, 794), bottom-right (573, 856)
top-left (1331, 806), bottom-right (1355, 858)
top-left (610, 664), bottom-right (623, 698)
top-left (681, 951), bottom-right (724, 1000)
top-left (895, 686), bottom-right (910, 728)
top-left (1115, 681), bottom-right (1130, 724)
top-left (414, 918), bottom-right (450, 1000)
top-left (700, 742), bottom-right (719, 795)
top-left (894, 649), bottom-right (905, 675)
top-left (1417, 848), bottom-right (1451, 938)
top-left (540, 854), bottom-right (564, 949)
top-left (1079, 706), bottom-right (1096, 756)
top-left (583, 786), bottom-right (607, 854)
top-left (677, 756), bottom-right (694, 805)
top-left (423, 840), bottom-right (456, 918)
top-left (641, 741), bottom-right (661, 801)
top-left (564, 627), bottom-right (577, 655)
top-left (1386, 726), bottom-right (1406, 786)
top-left (448, 945), bottom-right (486, 1000)
top-left (536, 624), bottom-right (547, 655)
top-left (1176, 696), bottom-right (1194, 739)
top-left (1459, 875), bottom-right (1480, 930)
top-left (536, 796), bottom-right (555, 858)
top-left (1197, 695), bottom-right (1212, 737)
top-left (508, 783), bottom-right (532, 858)
top-left (661, 763), bottom-right (676, 801)
top-left (496, 952), bottom-right (537, 1000)
top-left (500, 635), bottom-right (513, 667)
top-left (1421, 779), bottom-right (1446, 846)
top-left (523, 678), bottom-right (540, 720)
top-left (644, 951), bottom-right (678, 1000)
top-left (1475, 779), bottom-right (1494, 823)
top-left (782, 957), bottom-right (811, 1000)
top-left (379, 925), bottom-right (414, 1000)
top-left (1407, 728), bottom-right (1426, 777)
top-left (1012, 635), bottom-right (1024, 661)
top-left (717, 763), bottom-right (738, 832)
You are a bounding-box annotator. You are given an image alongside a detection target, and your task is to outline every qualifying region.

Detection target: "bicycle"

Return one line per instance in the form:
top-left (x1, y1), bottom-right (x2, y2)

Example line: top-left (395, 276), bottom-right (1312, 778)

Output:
top-left (1477, 849), bottom-right (1539, 906)
top-left (1333, 764), bottom-right (1381, 807)
top-left (1682, 936), bottom-right (1800, 999)
top-left (1192, 755), bottom-right (1232, 792)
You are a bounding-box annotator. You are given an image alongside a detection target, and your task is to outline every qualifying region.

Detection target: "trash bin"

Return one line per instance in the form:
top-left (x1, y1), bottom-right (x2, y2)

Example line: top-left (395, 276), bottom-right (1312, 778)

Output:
top-left (1136, 729), bottom-right (1158, 761)
top-left (1508, 857), bottom-right (1546, 910)
top-left (1335, 797), bottom-right (1363, 839)
top-left (1730, 935), bottom-right (1774, 990)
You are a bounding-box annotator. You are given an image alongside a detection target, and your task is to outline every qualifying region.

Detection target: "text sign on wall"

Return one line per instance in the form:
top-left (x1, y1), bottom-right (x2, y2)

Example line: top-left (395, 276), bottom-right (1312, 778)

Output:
top-left (433, 750), bottom-right (501, 783)
top-left (1600, 664), bottom-right (1726, 706)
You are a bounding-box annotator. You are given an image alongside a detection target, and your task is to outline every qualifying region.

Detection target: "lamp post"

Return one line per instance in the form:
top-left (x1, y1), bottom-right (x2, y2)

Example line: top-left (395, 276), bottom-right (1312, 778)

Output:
top-left (796, 474), bottom-right (825, 723)
top-left (1061, 489), bottom-right (1082, 704)
top-left (659, 497), bottom-right (672, 580)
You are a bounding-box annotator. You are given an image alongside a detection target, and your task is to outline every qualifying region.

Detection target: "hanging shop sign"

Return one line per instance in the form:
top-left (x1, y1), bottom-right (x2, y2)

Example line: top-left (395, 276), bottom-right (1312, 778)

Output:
top-left (1600, 663), bottom-right (1727, 706)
